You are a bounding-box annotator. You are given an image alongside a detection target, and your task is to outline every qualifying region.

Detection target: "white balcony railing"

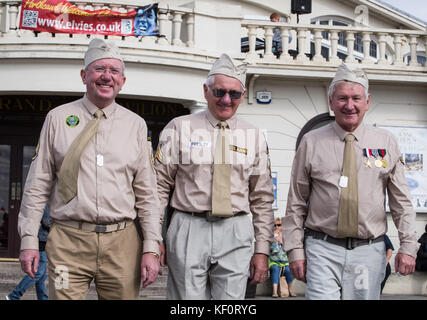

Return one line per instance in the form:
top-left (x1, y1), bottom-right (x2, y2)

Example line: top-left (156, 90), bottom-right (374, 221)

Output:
top-left (0, 0), bottom-right (426, 73)
top-left (241, 20), bottom-right (427, 69)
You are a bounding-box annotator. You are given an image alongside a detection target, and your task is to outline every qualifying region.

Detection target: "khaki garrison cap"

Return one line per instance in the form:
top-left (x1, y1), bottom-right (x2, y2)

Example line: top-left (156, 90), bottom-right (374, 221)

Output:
top-left (331, 63), bottom-right (369, 90)
top-left (208, 54), bottom-right (247, 87)
top-left (84, 38), bottom-right (123, 68)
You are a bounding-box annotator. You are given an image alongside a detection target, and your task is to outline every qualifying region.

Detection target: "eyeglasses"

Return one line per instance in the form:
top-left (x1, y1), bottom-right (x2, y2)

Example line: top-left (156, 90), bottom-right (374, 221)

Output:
top-left (274, 224), bottom-right (282, 227)
top-left (90, 66), bottom-right (122, 76)
top-left (211, 88), bottom-right (243, 100)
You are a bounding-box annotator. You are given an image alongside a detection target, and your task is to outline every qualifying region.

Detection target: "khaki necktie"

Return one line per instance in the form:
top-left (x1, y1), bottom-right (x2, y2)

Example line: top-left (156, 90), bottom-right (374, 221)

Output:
top-left (211, 121), bottom-right (233, 217)
top-left (337, 133), bottom-right (359, 238)
top-left (57, 109), bottom-right (104, 203)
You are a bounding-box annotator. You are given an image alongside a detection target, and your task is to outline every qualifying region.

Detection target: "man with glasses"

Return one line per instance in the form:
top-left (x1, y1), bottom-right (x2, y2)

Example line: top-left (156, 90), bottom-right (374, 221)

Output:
top-left (155, 53), bottom-right (274, 299)
top-left (18, 38), bottom-right (162, 299)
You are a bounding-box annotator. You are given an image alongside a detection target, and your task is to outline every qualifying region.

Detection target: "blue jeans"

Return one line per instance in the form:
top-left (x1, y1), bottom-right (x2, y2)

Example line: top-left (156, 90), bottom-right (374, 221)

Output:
top-left (8, 251), bottom-right (48, 300)
top-left (270, 264), bottom-right (293, 285)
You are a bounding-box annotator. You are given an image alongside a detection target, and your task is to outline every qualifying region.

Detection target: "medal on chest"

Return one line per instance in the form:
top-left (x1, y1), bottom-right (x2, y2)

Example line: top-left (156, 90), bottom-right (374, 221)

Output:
top-left (363, 148), bottom-right (372, 168)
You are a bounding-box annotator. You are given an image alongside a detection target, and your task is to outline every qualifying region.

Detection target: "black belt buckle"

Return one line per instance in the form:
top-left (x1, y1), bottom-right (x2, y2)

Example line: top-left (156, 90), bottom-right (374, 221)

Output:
top-left (346, 238), bottom-right (355, 250)
top-left (95, 225), bottom-right (107, 233)
top-left (206, 211), bottom-right (223, 222)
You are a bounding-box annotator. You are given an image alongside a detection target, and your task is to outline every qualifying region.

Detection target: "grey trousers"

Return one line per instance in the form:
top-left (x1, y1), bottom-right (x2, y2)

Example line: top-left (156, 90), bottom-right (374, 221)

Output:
top-left (305, 236), bottom-right (386, 300)
top-left (166, 210), bottom-right (254, 300)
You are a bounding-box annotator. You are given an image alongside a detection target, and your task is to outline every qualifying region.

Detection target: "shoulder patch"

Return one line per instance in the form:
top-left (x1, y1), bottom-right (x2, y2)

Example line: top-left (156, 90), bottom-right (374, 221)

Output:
top-left (32, 141), bottom-right (40, 161)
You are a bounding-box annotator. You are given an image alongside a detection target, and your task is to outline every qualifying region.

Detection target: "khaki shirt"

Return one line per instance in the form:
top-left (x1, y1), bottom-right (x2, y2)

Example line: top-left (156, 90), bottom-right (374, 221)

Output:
top-left (284, 122), bottom-right (419, 262)
top-left (154, 110), bottom-right (274, 255)
top-left (18, 96), bottom-right (161, 254)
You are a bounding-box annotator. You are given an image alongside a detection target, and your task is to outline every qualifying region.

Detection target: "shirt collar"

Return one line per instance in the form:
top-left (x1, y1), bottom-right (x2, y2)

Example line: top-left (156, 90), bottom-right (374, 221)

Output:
top-left (332, 121), bottom-right (365, 142)
top-left (82, 94), bottom-right (117, 119)
top-left (204, 108), bottom-right (238, 130)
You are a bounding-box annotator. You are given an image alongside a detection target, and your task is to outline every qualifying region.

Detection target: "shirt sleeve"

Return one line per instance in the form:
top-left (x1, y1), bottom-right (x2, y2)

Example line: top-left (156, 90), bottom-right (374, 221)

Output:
top-left (283, 136), bottom-right (310, 263)
top-left (18, 112), bottom-right (56, 250)
top-left (154, 121), bottom-right (179, 229)
top-left (387, 137), bottom-right (420, 258)
top-left (248, 131), bottom-right (275, 255)
top-left (133, 120), bottom-right (162, 255)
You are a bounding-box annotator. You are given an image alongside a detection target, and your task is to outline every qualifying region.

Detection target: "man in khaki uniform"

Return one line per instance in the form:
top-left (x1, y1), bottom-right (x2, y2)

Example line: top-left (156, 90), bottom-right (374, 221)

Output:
top-left (284, 63), bottom-right (419, 299)
top-left (18, 39), bottom-right (162, 299)
top-left (155, 54), bottom-right (274, 299)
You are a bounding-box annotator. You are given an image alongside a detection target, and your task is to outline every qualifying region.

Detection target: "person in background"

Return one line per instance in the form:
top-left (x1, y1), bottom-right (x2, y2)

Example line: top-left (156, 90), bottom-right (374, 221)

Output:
top-left (270, 12), bottom-right (282, 57)
top-left (268, 218), bottom-right (296, 298)
top-left (6, 204), bottom-right (50, 300)
top-left (380, 234), bottom-right (394, 293)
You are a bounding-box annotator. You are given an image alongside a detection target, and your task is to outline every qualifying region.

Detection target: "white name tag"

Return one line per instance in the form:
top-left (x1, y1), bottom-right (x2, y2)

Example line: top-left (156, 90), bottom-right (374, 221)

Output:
top-left (339, 176), bottom-right (348, 188)
top-left (189, 141), bottom-right (211, 148)
top-left (97, 154), bottom-right (104, 167)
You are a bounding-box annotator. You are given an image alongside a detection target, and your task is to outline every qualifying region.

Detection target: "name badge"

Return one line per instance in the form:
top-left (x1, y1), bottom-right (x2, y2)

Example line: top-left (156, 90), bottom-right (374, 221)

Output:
top-left (97, 154), bottom-right (104, 167)
top-left (189, 141), bottom-right (211, 148)
top-left (339, 176), bottom-right (348, 188)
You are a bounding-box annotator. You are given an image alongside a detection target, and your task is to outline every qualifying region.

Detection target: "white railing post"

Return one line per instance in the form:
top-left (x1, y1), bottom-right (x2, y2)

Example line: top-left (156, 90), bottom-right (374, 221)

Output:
top-left (330, 30), bottom-right (341, 64)
top-left (172, 11), bottom-right (183, 46)
top-left (296, 28), bottom-right (308, 62)
top-left (409, 35), bottom-right (420, 67)
top-left (7, 2), bottom-right (19, 37)
top-left (376, 32), bottom-right (388, 65)
top-left (245, 25), bottom-right (258, 62)
top-left (312, 29), bottom-right (325, 63)
top-left (263, 26), bottom-right (275, 60)
top-left (393, 34), bottom-right (404, 66)
top-left (362, 32), bottom-right (374, 64)
top-left (345, 31), bottom-right (356, 63)
top-left (279, 27), bottom-right (293, 62)
top-left (186, 13), bottom-right (194, 48)
top-left (157, 7), bottom-right (169, 45)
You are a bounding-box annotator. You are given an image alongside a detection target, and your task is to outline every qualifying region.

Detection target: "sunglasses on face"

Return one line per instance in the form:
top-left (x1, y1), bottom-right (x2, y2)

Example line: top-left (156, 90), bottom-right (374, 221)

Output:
top-left (211, 88), bottom-right (243, 100)
top-left (274, 224), bottom-right (282, 227)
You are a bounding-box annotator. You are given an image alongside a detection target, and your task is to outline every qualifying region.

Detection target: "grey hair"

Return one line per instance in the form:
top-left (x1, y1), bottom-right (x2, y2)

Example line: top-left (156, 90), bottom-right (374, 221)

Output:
top-left (205, 75), bottom-right (245, 91)
top-left (328, 80), bottom-right (369, 102)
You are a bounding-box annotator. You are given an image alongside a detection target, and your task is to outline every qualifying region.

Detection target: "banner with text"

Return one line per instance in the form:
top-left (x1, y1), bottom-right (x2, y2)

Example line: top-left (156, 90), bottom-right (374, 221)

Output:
top-left (19, 0), bottom-right (159, 37)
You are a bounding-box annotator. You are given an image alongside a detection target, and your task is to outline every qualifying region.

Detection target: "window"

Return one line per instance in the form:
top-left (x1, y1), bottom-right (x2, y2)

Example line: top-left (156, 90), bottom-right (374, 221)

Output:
top-left (407, 54), bottom-right (426, 66)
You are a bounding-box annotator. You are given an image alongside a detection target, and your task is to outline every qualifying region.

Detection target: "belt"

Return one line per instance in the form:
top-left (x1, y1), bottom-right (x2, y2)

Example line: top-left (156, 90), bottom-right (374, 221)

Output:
top-left (53, 219), bottom-right (132, 233)
top-left (180, 210), bottom-right (247, 222)
top-left (305, 228), bottom-right (384, 250)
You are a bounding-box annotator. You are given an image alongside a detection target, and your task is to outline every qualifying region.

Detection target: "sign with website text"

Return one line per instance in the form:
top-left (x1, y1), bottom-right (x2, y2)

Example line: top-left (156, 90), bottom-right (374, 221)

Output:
top-left (19, 0), bottom-right (159, 37)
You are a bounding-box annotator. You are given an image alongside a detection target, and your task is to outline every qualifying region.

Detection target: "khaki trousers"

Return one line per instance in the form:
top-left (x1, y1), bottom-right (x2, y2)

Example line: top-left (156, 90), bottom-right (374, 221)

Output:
top-left (46, 221), bottom-right (142, 300)
top-left (166, 210), bottom-right (254, 300)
